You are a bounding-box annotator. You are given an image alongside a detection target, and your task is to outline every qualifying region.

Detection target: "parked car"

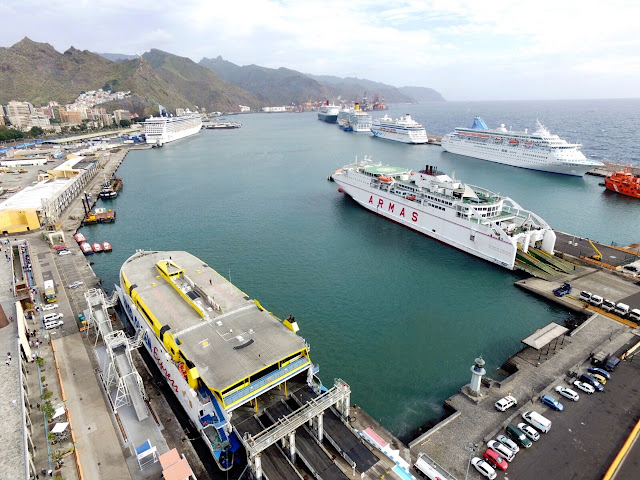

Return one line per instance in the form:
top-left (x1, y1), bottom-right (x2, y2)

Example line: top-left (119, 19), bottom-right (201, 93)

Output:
top-left (471, 457), bottom-right (497, 480)
top-left (623, 265), bottom-right (638, 273)
top-left (483, 449), bottom-right (508, 472)
top-left (522, 411), bottom-right (551, 433)
top-left (505, 424), bottom-right (533, 448)
top-left (614, 302), bottom-right (630, 316)
top-left (573, 380), bottom-right (595, 394)
top-left (44, 320), bottom-right (64, 330)
top-left (579, 291), bottom-right (592, 302)
top-left (494, 395), bottom-right (517, 412)
top-left (579, 373), bottom-right (604, 392)
top-left (68, 281), bottom-right (84, 289)
top-left (517, 422), bottom-right (540, 442)
top-left (495, 435), bottom-right (519, 455)
top-left (589, 294), bottom-right (603, 307)
top-left (590, 373), bottom-right (607, 385)
top-left (555, 386), bottom-right (579, 402)
top-left (487, 439), bottom-right (516, 462)
top-left (41, 303), bottom-right (59, 311)
top-left (587, 366), bottom-right (612, 380)
top-left (602, 299), bottom-right (616, 312)
top-left (541, 394), bottom-right (564, 411)
top-left (629, 308), bottom-right (640, 322)
top-left (52, 244), bottom-right (68, 251)
top-left (58, 249), bottom-right (72, 256)
top-left (553, 283), bottom-right (572, 296)
top-left (43, 312), bottom-right (64, 322)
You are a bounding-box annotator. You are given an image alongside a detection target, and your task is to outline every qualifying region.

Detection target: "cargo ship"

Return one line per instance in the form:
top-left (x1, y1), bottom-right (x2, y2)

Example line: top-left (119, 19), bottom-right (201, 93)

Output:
top-left (441, 117), bottom-right (603, 176)
top-left (331, 157), bottom-right (557, 270)
top-left (604, 166), bottom-right (640, 198)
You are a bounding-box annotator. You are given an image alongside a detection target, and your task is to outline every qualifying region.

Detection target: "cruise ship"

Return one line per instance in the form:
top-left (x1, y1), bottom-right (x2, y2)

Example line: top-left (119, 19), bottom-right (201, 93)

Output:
top-left (370, 114), bottom-right (429, 144)
top-left (337, 103), bottom-right (373, 132)
top-left (331, 157), bottom-right (557, 270)
top-left (144, 107), bottom-right (202, 145)
top-left (441, 117), bottom-right (603, 176)
top-left (317, 102), bottom-right (340, 123)
top-left (116, 250), bottom-right (382, 478)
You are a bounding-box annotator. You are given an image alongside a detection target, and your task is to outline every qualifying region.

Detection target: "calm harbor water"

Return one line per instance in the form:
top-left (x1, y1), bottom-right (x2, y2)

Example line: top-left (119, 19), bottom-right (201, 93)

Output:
top-left (83, 99), bottom-right (640, 445)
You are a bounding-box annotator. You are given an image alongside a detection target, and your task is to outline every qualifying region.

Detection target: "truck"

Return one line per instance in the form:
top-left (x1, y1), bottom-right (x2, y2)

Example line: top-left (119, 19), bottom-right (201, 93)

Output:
top-left (414, 453), bottom-right (445, 480)
top-left (591, 350), bottom-right (621, 372)
top-left (43, 279), bottom-right (57, 304)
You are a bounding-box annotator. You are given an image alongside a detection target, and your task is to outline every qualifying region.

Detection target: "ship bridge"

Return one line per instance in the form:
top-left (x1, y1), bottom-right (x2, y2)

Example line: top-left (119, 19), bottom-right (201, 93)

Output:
top-left (120, 250), bottom-right (312, 415)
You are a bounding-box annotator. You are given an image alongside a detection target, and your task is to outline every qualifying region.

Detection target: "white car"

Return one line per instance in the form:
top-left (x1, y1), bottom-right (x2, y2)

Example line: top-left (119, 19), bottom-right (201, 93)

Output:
top-left (555, 385), bottom-right (580, 401)
top-left (58, 250), bottom-right (72, 256)
top-left (573, 380), bottom-right (595, 394)
top-left (517, 422), bottom-right (540, 442)
top-left (487, 439), bottom-right (516, 462)
top-left (41, 303), bottom-right (59, 311)
top-left (44, 320), bottom-right (64, 330)
top-left (494, 395), bottom-right (517, 412)
top-left (43, 312), bottom-right (64, 322)
top-left (68, 281), bottom-right (84, 289)
top-left (471, 457), bottom-right (497, 479)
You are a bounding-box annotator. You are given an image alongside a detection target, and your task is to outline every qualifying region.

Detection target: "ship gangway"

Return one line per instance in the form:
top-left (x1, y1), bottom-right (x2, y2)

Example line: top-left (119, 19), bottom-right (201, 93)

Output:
top-left (85, 288), bottom-right (149, 421)
top-left (293, 387), bottom-right (379, 474)
top-left (239, 379), bottom-right (352, 480)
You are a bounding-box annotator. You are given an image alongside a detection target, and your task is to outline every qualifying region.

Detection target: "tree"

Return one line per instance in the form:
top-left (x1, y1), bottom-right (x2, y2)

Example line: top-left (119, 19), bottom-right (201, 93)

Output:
top-left (119, 119), bottom-right (131, 127)
top-left (28, 126), bottom-right (44, 138)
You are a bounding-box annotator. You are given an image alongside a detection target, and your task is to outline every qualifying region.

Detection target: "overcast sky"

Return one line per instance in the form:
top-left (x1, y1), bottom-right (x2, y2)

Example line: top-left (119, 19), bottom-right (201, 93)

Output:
top-left (1, 0), bottom-right (638, 101)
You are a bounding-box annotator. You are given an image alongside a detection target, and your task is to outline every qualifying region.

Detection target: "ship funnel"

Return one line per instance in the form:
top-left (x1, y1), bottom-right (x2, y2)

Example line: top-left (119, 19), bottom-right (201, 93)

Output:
top-left (355, 103), bottom-right (360, 111)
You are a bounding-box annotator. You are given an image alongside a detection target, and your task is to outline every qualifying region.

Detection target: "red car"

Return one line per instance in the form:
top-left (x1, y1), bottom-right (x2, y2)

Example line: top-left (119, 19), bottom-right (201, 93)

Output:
top-left (483, 448), bottom-right (508, 471)
top-left (52, 244), bottom-right (68, 251)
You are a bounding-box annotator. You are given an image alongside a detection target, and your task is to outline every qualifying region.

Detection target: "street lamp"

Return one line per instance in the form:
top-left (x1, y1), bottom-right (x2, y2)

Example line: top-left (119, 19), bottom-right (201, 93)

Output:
top-left (465, 442), bottom-right (478, 480)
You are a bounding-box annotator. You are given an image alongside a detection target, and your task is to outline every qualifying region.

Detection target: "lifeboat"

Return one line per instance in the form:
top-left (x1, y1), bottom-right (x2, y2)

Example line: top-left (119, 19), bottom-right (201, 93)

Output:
top-left (74, 232), bottom-right (86, 243)
top-left (604, 167), bottom-right (640, 199)
top-left (92, 242), bottom-right (103, 253)
top-left (524, 141), bottom-right (533, 146)
top-left (508, 139), bottom-right (519, 144)
top-left (379, 176), bottom-right (393, 183)
top-left (494, 137), bottom-right (503, 142)
top-left (407, 195), bottom-right (416, 201)
top-left (80, 242), bottom-right (94, 255)
top-left (102, 241), bottom-right (113, 252)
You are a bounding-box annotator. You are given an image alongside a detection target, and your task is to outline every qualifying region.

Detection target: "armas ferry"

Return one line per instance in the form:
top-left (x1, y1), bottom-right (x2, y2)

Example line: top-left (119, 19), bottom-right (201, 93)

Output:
top-left (331, 157), bottom-right (557, 270)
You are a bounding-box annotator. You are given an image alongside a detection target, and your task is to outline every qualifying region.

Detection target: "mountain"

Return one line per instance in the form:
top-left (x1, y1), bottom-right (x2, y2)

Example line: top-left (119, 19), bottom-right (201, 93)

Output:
top-left (399, 86), bottom-right (445, 103)
top-left (305, 74), bottom-right (417, 104)
top-left (97, 52), bottom-right (138, 62)
top-left (199, 56), bottom-right (332, 105)
top-left (142, 49), bottom-right (260, 112)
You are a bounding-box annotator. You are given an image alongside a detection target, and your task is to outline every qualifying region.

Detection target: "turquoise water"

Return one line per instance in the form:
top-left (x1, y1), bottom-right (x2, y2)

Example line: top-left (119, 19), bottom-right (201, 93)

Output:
top-left (82, 100), bottom-right (640, 442)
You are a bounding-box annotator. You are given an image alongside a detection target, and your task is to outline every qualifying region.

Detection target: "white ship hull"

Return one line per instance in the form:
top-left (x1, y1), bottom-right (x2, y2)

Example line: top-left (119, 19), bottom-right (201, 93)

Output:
top-left (145, 113), bottom-right (202, 145)
top-left (333, 177), bottom-right (518, 269)
top-left (371, 127), bottom-right (428, 144)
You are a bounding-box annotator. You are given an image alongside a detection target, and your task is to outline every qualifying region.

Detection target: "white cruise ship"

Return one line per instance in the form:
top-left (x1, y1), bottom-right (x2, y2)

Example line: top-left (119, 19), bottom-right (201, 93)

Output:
top-left (331, 157), bottom-right (557, 270)
top-left (144, 108), bottom-right (202, 145)
top-left (371, 114), bottom-right (429, 144)
top-left (338, 103), bottom-right (373, 132)
top-left (317, 102), bottom-right (340, 123)
top-left (441, 117), bottom-right (603, 176)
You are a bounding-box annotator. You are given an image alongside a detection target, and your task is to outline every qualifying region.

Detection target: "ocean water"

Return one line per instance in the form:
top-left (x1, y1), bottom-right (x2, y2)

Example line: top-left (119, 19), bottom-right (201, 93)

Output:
top-left (82, 99), bottom-right (640, 445)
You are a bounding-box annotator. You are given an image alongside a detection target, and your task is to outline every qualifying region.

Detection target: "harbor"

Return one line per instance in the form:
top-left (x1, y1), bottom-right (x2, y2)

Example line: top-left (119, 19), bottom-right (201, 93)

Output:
top-left (2, 102), bottom-right (640, 480)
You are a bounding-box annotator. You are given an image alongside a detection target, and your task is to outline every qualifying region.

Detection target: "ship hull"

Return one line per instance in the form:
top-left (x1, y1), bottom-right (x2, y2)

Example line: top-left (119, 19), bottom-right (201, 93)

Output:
top-left (317, 112), bottom-right (338, 123)
top-left (441, 137), bottom-right (595, 176)
top-left (371, 127), bottom-right (428, 144)
top-left (332, 176), bottom-right (517, 269)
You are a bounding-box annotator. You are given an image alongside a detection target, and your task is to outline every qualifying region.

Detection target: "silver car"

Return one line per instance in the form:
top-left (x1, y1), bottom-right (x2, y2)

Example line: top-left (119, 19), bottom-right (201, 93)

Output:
top-left (496, 434), bottom-right (520, 454)
top-left (517, 422), bottom-right (540, 442)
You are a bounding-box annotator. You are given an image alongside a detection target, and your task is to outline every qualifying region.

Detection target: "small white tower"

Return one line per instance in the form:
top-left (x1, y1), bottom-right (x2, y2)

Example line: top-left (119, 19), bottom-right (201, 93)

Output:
top-left (469, 356), bottom-right (486, 395)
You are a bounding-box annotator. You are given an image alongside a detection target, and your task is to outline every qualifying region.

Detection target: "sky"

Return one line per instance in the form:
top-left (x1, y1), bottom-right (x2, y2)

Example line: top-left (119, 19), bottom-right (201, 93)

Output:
top-left (1, 0), bottom-right (639, 101)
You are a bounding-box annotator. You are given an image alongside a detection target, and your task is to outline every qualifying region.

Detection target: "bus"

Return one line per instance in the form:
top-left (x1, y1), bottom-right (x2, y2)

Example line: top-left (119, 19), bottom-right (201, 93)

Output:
top-left (43, 280), bottom-right (57, 303)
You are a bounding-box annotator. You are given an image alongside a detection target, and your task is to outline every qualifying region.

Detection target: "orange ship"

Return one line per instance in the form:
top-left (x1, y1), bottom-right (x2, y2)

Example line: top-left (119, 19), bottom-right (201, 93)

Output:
top-left (604, 166), bottom-right (640, 199)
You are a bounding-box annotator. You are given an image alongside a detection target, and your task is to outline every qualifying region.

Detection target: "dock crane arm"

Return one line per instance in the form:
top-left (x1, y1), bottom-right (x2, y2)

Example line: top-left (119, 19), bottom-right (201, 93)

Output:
top-left (588, 239), bottom-right (602, 261)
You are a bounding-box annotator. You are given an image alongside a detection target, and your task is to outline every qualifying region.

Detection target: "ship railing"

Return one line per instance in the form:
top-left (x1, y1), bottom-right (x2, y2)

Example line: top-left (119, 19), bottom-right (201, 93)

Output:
top-left (244, 378), bottom-right (351, 456)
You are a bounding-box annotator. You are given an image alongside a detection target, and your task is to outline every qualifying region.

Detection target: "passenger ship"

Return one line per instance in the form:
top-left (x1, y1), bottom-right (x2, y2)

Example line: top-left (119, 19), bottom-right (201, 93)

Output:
top-left (441, 117), bottom-right (603, 176)
top-left (317, 102), bottom-right (340, 123)
top-left (370, 114), bottom-right (428, 144)
top-left (331, 157), bottom-right (557, 270)
top-left (144, 109), bottom-right (202, 145)
top-left (337, 103), bottom-right (372, 132)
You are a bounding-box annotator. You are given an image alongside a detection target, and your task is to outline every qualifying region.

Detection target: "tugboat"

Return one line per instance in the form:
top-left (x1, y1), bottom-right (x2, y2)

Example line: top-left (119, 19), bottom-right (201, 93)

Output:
top-left (99, 177), bottom-right (123, 199)
top-left (604, 166), bottom-right (640, 198)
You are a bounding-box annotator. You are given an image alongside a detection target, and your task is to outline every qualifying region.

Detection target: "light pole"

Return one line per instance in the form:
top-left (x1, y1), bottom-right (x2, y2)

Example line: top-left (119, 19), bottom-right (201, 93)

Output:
top-left (465, 442), bottom-right (478, 480)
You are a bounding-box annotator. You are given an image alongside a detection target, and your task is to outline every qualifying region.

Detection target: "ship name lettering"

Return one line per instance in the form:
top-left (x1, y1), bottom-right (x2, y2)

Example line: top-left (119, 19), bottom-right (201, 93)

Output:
top-left (412, 212), bottom-right (418, 222)
top-left (377, 199), bottom-right (384, 208)
top-left (399, 208), bottom-right (405, 217)
top-left (388, 203), bottom-right (395, 213)
top-left (153, 346), bottom-right (179, 393)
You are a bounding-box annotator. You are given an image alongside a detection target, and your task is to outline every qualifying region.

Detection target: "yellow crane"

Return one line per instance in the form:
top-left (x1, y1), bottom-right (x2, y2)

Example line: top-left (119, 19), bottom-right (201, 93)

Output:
top-left (588, 239), bottom-right (602, 261)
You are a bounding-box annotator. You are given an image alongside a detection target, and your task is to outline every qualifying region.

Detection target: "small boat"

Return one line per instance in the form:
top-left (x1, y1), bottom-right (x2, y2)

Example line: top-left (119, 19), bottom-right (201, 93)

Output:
top-left (80, 242), bottom-right (94, 255)
top-left (74, 233), bottom-right (86, 243)
top-left (92, 242), bottom-right (103, 253)
top-left (379, 176), bottom-right (393, 183)
top-left (102, 241), bottom-right (112, 252)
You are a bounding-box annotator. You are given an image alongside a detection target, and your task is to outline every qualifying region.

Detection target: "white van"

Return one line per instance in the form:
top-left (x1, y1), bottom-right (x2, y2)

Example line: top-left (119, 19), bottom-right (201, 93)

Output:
top-left (629, 309), bottom-right (640, 322)
top-left (522, 411), bottom-right (551, 433)
top-left (614, 302), bottom-right (630, 316)
top-left (414, 453), bottom-right (444, 480)
top-left (589, 295), bottom-right (603, 307)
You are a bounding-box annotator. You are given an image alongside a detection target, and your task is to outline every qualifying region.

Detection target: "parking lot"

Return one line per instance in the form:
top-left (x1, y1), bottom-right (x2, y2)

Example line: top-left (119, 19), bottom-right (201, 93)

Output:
top-left (484, 341), bottom-right (640, 480)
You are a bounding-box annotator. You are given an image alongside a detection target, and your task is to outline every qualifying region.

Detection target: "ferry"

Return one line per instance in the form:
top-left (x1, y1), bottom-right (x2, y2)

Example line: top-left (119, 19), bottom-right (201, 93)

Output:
top-left (144, 108), bottom-right (202, 145)
top-left (317, 102), bottom-right (340, 123)
top-left (441, 117), bottom-right (603, 176)
top-left (371, 114), bottom-right (428, 144)
top-left (331, 157), bottom-right (557, 270)
top-left (604, 166), bottom-right (640, 198)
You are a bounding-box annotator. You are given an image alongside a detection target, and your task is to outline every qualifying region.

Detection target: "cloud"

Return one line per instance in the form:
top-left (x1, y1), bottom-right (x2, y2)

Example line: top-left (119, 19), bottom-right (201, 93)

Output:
top-left (1, 0), bottom-right (638, 100)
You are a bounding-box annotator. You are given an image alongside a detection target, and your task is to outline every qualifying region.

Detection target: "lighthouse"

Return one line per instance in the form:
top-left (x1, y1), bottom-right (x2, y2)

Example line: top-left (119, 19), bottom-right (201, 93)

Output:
top-left (469, 356), bottom-right (486, 396)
